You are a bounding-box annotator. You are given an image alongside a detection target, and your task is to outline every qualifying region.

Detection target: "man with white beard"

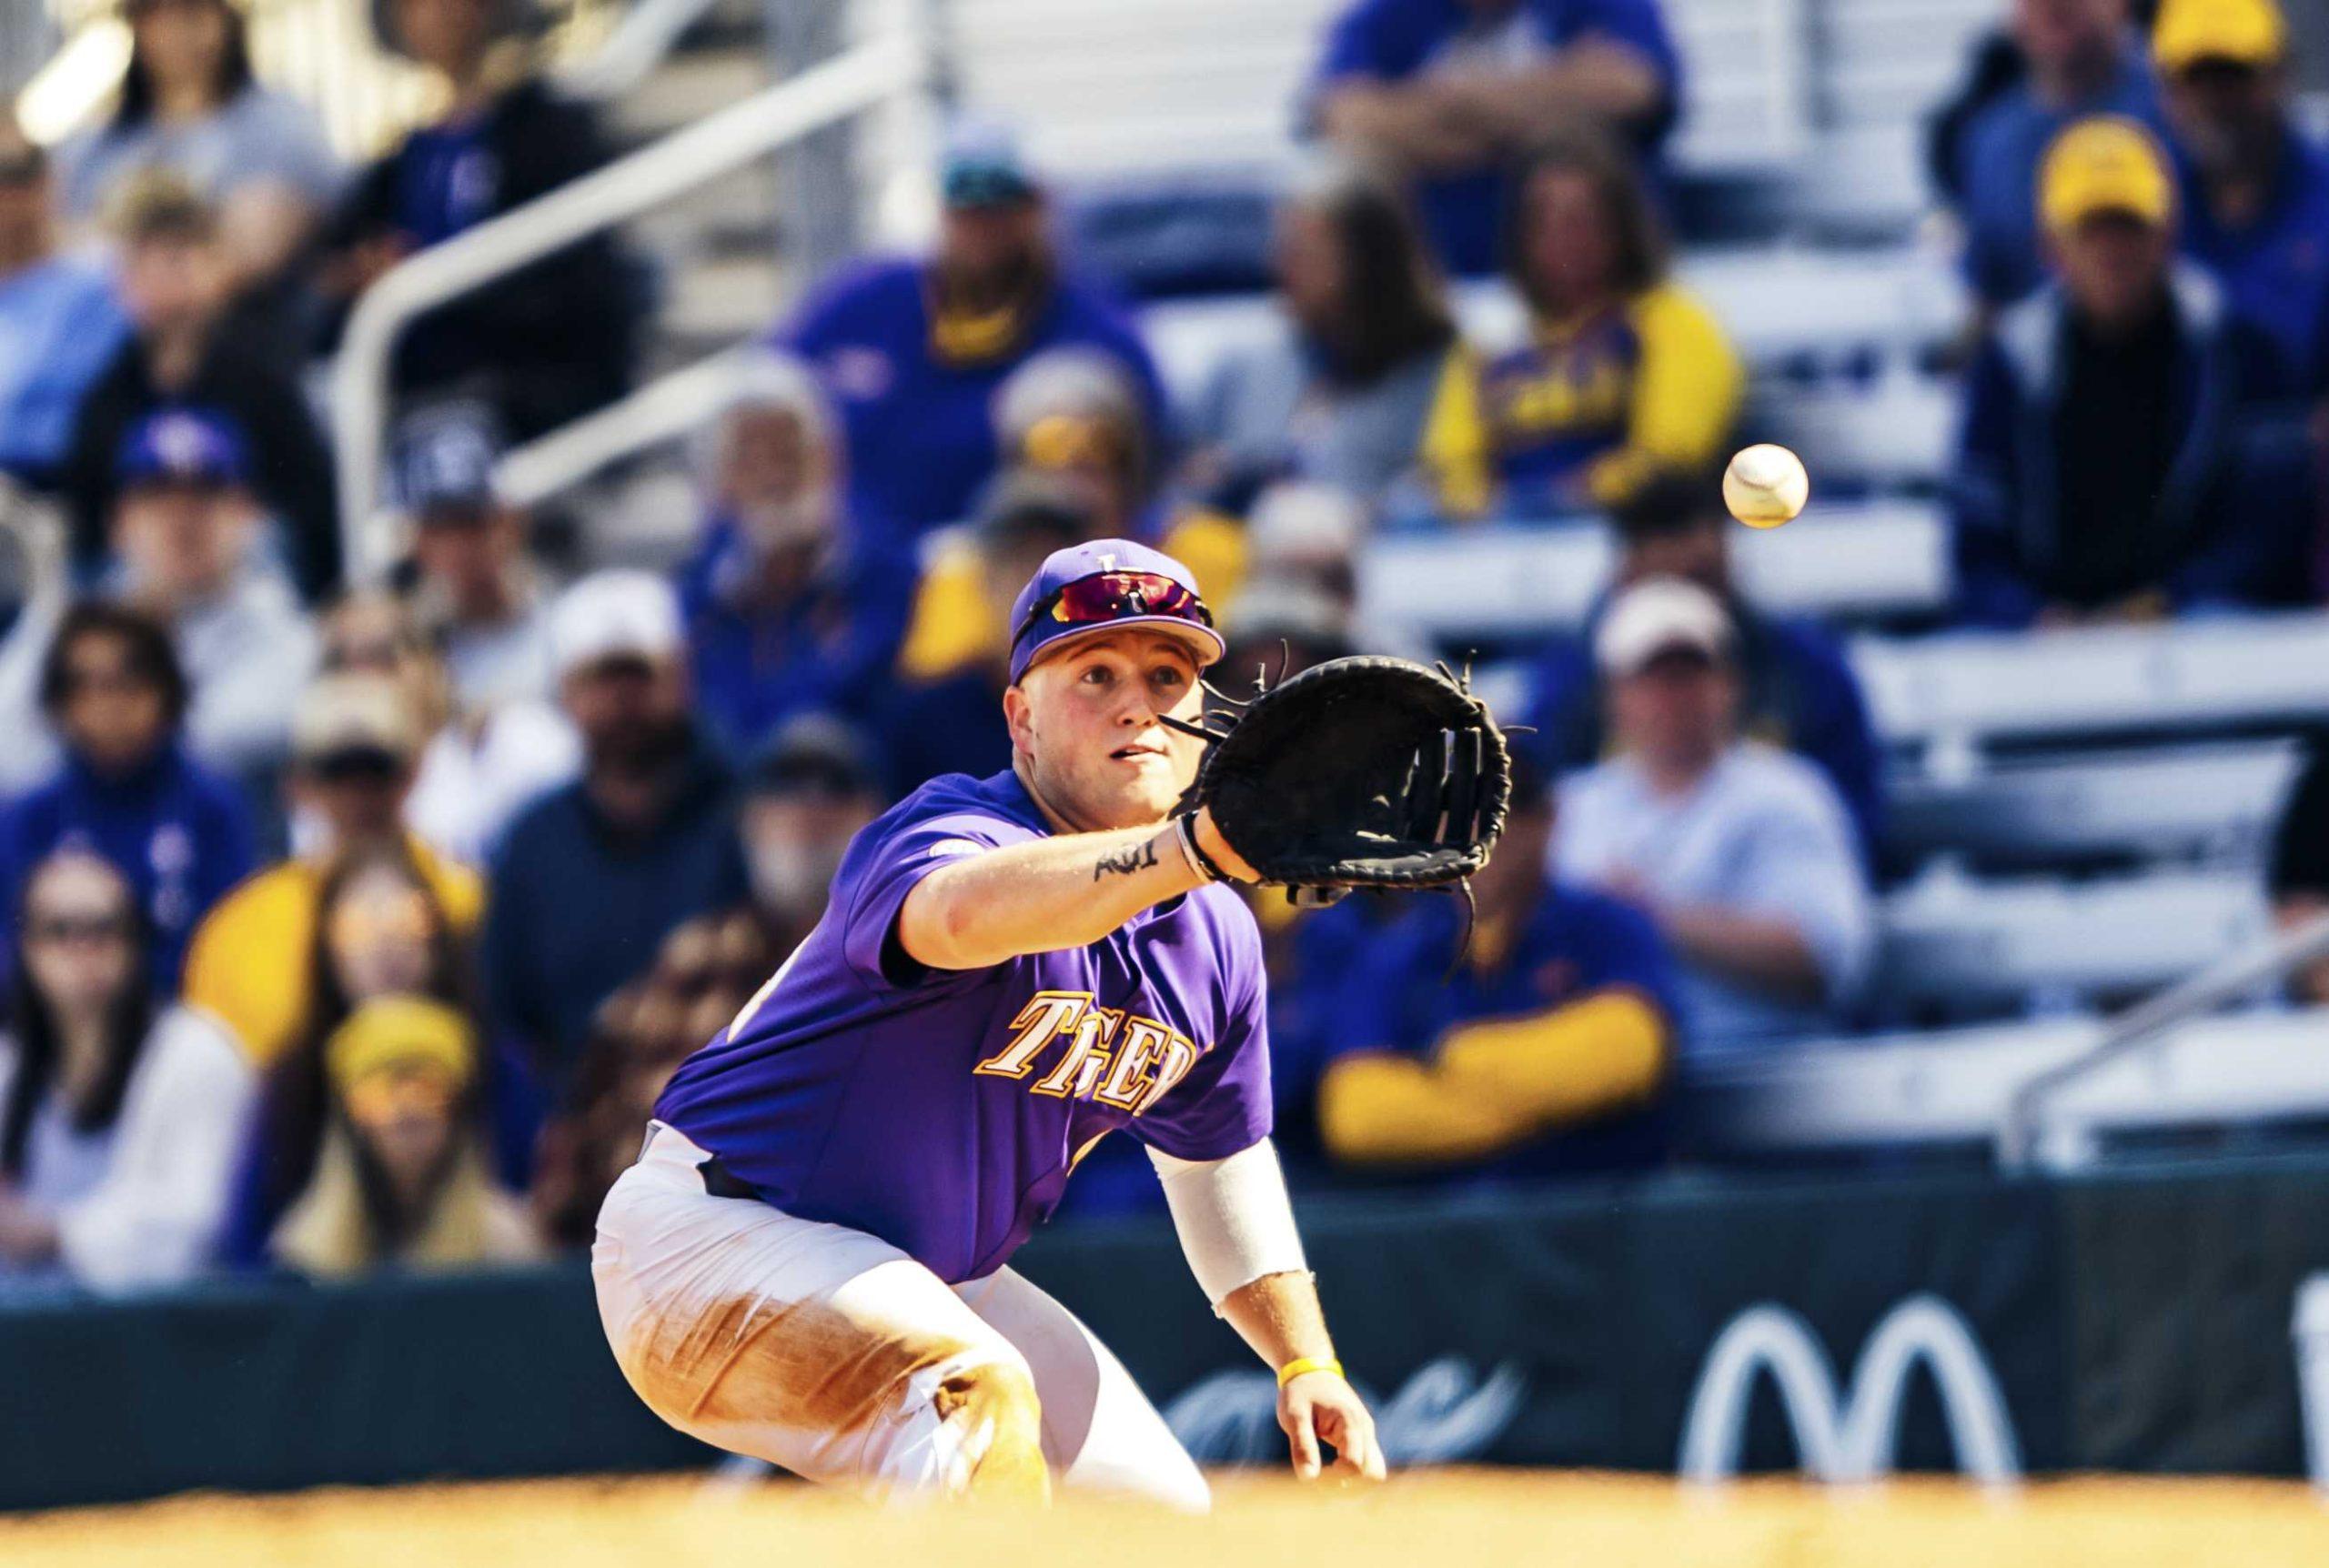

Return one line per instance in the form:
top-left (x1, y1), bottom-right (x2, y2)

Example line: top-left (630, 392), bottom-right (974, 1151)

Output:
top-left (739, 714), bottom-right (886, 960)
top-left (680, 352), bottom-right (912, 756)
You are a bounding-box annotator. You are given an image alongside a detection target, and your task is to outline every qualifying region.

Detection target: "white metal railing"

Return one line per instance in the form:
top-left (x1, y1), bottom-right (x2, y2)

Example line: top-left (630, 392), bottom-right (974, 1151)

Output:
top-left (330, 31), bottom-right (929, 580)
top-left (1996, 913), bottom-right (2329, 1172)
top-left (495, 347), bottom-right (763, 507)
top-left (557, 0), bottom-right (731, 102)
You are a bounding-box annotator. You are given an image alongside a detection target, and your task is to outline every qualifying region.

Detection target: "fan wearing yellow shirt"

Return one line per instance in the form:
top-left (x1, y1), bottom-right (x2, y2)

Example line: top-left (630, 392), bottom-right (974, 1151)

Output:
top-left (182, 673), bottom-right (483, 1066)
top-left (1423, 125), bottom-right (1744, 519)
top-left (898, 349), bottom-right (1246, 685)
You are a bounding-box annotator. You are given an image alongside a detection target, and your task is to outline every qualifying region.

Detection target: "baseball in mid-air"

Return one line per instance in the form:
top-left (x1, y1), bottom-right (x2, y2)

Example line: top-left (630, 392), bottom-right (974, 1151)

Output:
top-left (1722, 443), bottom-right (1810, 529)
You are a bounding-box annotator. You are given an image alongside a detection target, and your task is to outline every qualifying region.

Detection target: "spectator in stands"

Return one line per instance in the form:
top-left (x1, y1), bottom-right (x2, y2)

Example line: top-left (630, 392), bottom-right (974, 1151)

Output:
top-left (531, 910), bottom-right (770, 1248)
top-left (183, 672), bottom-right (484, 1067)
top-left (898, 352), bottom-right (1239, 689)
top-left (55, 0), bottom-right (338, 349)
top-left (1522, 468), bottom-right (1883, 862)
top-left (318, 592), bottom-right (577, 868)
top-left (1421, 126), bottom-right (1743, 518)
top-left (2153, 0), bottom-right (2329, 392)
top-left (1951, 0), bottom-right (2164, 310)
top-left (103, 407), bottom-right (319, 774)
top-left (739, 715), bottom-right (883, 960)
top-left (1183, 160), bottom-right (1459, 512)
top-left (1306, 0), bottom-right (1681, 276)
top-left (389, 403), bottom-right (558, 715)
top-left (1304, 758), bottom-right (1679, 1177)
top-left (62, 178), bottom-right (338, 599)
top-left (320, 0), bottom-right (640, 442)
top-left (880, 472), bottom-right (1094, 795)
top-left (781, 124), bottom-right (1164, 554)
top-left (0, 850), bottom-right (250, 1295)
top-left (0, 125), bottom-right (130, 488)
top-left (265, 994), bottom-right (537, 1279)
top-left (1951, 116), bottom-right (2309, 627)
top-left (484, 572), bottom-right (747, 1097)
top-left (0, 603), bottom-right (253, 991)
top-left (679, 354), bottom-right (911, 758)
top-left (2269, 736), bottom-right (2329, 1005)
top-left (1555, 578), bottom-right (1873, 1055)
top-left (219, 844), bottom-right (499, 1271)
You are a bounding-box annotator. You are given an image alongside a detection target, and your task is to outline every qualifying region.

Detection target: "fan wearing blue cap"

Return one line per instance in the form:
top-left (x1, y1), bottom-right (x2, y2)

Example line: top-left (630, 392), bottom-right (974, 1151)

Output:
top-left (777, 120), bottom-right (1167, 551)
top-left (620, 534), bottom-right (1388, 1504)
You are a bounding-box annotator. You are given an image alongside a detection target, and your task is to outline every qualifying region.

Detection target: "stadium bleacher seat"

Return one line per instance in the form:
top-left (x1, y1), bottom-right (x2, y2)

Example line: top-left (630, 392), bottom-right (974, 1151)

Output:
top-left (1873, 867), bottom-right (2271, 1015)
top-left (1687, 1006), bottom-right (2329, 1157)
top-left (1355, 501), bottom-right (1947, 639)
top-left (1854, 614), bottom-right (2329, 754)
top-left (1884, 739), bottom-right (2304, 873)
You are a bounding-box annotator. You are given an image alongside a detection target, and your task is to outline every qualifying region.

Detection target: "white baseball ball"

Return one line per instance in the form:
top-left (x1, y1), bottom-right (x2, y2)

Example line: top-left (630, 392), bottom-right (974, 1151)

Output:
top-left (1722, 444), bottom-right (1810, 529)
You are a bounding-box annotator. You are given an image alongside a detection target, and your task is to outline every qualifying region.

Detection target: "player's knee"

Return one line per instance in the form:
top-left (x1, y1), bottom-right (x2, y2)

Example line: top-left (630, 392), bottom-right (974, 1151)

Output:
top-left (933, 1360), bottom-right (1049, 1503)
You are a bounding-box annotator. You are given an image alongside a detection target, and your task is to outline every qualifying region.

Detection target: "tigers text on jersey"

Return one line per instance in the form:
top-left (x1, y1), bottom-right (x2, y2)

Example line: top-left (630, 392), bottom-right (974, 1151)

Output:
top-left (653, 769), bottom-right (1271, 1283)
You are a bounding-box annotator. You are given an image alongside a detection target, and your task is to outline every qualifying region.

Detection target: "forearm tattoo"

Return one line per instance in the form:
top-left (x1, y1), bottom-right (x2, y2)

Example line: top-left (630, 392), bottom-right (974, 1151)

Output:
top-left (1092, 837), bottom-right (1161, 881)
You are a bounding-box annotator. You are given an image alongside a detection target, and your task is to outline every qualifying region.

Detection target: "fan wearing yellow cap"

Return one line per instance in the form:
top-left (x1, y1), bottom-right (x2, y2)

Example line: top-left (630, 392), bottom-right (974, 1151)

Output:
top-left (1949, 114), bottom-right (2307, 628)
top-left (267, 996), bottom-right (540, 1279)
top-left (2153, 0), bottom-right (2329, 389)
top-left (1945, 0), bottom-right (2167, 309)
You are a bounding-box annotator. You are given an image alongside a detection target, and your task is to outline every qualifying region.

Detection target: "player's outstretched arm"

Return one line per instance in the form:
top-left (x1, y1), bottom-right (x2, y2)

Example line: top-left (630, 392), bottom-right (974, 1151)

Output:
top-left (1220, 1271), bottom-right (1386, 1484)
top-left (897, 809), bottom-right (1256, 973)
top-left (1152, 1142), bottom-right (1386, 1484)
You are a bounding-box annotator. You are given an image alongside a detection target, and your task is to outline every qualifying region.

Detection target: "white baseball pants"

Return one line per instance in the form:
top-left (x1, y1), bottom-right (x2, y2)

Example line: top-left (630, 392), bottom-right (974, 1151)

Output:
top-left (592, 1122), bottom-right (1209, 1510)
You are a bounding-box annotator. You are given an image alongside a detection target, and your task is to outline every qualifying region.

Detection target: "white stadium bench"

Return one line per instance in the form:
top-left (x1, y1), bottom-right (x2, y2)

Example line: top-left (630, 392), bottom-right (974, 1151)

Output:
top-left (1355, 501), bottom-right (1948, 638)
top-left (1686, 1006), bottom-right (2329, 1155)
top-left (1883, 739), bottom-right (2305, 870)
top-left (1874, 868), bottom-right (2272, 1012)
top-left (1853, 613), bottom-right (2329, 752)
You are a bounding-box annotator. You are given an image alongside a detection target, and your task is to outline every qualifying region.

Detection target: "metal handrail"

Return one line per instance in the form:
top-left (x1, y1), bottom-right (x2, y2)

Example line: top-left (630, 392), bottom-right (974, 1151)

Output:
top-left (329, 31), bottom-right (927, 581)
top-left (494, 345), bottom-right (761, 506)
top-left (1996, 910), bottom-right (2329, 1171)
top-left (558, 0), bottom-right (730, 102)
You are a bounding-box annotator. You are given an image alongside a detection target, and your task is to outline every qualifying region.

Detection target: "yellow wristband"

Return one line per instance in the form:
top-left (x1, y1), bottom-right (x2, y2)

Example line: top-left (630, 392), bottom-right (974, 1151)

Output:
top-left (1276, 1356), bottom-right (1344, 1389)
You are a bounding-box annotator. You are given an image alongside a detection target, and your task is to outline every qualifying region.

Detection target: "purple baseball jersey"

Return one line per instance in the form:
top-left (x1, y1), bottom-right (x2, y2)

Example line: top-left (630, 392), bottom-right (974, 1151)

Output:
top-left (652, 768), bottom-right (1272, 1283)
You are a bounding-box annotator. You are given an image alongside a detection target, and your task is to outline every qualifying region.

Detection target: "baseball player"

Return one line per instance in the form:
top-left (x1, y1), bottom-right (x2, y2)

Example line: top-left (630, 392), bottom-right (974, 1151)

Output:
top-left (593, 539), bottom-right (1388, 1506)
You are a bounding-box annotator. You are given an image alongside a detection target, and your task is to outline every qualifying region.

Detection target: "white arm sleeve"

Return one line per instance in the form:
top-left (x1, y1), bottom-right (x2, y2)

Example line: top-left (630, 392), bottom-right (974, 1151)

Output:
top-left (1147, 1137), bottom-right (1308, 1313)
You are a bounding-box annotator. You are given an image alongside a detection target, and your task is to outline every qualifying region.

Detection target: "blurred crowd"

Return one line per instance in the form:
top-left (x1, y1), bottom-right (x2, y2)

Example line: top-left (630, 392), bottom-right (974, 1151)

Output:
top-left (0, 0), bottom-right (2327, 1295)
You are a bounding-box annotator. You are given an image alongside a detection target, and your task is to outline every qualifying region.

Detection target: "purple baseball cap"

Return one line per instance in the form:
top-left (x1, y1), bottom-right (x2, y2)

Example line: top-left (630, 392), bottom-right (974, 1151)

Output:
top-left (1007, 538), bottom-right (1225, 685)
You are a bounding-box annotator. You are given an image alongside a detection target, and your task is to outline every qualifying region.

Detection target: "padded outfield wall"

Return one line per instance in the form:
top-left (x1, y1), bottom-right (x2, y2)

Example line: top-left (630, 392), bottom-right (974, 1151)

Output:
top-left (4, 1155), bottom-right (2328, 1509)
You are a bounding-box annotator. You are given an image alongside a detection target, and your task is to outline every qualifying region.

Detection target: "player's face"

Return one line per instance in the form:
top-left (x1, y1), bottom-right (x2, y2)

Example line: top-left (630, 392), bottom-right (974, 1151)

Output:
top-left (1005, 630), bottom-right (1206, 832)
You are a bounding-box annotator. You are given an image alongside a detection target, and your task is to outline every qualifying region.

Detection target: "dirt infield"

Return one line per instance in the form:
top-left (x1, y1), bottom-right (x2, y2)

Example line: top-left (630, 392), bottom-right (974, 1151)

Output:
top-left (5, 1470), bottom-right (2328, 1568)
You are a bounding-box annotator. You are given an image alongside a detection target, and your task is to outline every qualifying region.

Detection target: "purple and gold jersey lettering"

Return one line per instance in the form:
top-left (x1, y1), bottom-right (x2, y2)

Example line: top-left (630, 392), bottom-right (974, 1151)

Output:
top-left (652, 769), bottom-right (1272, 1284)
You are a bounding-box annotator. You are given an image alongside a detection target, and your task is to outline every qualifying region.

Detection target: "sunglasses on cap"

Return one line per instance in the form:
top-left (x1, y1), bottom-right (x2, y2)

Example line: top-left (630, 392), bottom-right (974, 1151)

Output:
top-left (1013, 569), bottom-right (1215, 648)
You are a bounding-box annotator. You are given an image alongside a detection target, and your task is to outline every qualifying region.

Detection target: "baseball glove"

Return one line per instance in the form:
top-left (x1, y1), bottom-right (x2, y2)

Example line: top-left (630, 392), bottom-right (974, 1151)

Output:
top-left (1170, 655), bottom-right (1511, 891)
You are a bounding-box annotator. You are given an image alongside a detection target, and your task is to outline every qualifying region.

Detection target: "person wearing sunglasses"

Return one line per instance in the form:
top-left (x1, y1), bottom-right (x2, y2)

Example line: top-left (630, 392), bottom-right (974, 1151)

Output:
top-left (181, 672), bottom-right (485, 1069)
top-left (0, 850), bottom-right (252, 1296)
top-left (599, 538), bottom-right (1385, 1507)
top-left (0, 600), bottom-right (254, 993)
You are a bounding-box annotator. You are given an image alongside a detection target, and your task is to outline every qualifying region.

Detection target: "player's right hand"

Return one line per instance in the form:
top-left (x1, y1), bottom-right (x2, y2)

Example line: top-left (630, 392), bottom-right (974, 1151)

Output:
top-left (1278, 1370), bottom-right (1387, 1485)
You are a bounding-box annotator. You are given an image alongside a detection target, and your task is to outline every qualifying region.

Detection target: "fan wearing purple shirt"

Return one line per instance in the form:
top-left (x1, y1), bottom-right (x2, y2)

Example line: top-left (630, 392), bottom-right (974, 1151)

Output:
top-left (593, 540), bottom-right (1386, 1506)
